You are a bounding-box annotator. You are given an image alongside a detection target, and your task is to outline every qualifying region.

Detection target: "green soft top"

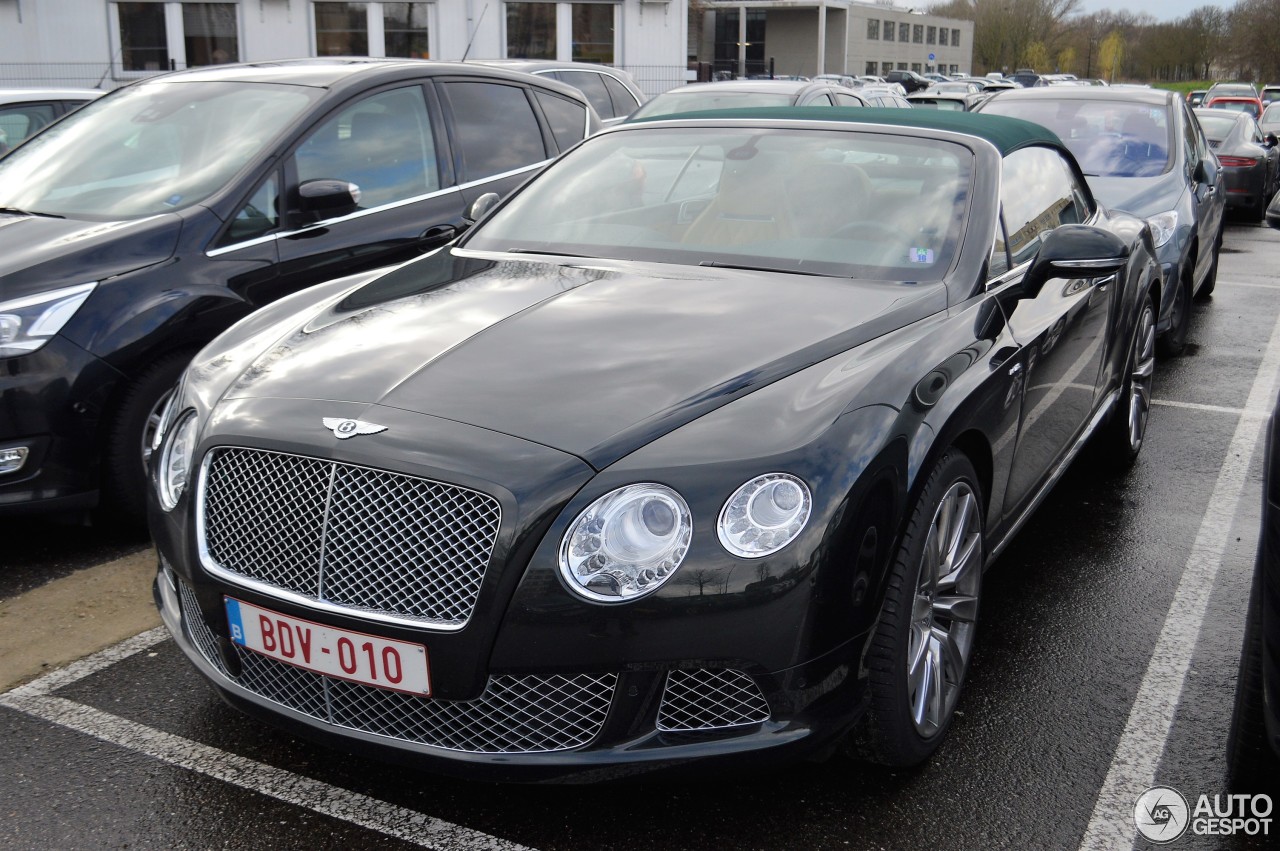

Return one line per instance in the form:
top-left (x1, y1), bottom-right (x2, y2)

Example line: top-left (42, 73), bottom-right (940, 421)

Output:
top-left (627, 106), bottom-right (1065, 157)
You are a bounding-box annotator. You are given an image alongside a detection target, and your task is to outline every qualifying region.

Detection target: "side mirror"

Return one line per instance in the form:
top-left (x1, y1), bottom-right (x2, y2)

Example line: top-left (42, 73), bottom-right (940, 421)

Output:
top-left (465, 192), bottom-right (500, 224)
top-left (1021, 225), bottom-right (1129, 299)
top-left (1266, 133), bottom-right (1279, 149)
top-left (1193, 158), bottom-right (1209, 183)
top-left (298, 179), bottom-right (361, 215)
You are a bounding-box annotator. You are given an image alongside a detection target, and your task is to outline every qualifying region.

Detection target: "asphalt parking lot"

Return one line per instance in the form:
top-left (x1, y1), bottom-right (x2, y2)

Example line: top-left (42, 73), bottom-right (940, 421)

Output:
top-left (2, 216), bottom-right (1279, 850)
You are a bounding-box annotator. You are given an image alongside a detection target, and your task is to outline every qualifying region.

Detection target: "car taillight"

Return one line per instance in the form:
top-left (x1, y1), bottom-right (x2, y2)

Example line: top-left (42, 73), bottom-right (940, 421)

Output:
top-left (1218, 155), bottom-right (1259, 167)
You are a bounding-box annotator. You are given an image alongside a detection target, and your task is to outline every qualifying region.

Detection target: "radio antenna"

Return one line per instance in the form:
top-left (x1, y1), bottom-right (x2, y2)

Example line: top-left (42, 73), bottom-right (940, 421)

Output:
top-left (461, 4), bottom-right (490, 62)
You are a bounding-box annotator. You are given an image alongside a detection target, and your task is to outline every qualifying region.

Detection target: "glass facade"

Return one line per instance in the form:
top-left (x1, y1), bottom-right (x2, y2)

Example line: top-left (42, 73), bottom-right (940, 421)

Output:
top-left (184, 3), bottom-right (239, 66)
top-left (507, 2), bottom-right (556, 59)
top-left (572, 4), bottom-right (613, 64)
top-left (119, 2), bottom-right (169, 71)
top-left (315, 2), bottom-right (369, 56)
top-left (383, 3), bottom-right (430, 58)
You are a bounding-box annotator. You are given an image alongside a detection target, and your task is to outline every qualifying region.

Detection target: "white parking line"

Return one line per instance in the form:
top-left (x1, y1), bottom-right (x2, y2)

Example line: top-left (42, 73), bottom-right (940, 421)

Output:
top-left (1076, 299), bottom-right (1280, 850)
top-left (1152, 398), bottom-right (1270, 418)
top-left (0, 630), bottom-right (533, 851)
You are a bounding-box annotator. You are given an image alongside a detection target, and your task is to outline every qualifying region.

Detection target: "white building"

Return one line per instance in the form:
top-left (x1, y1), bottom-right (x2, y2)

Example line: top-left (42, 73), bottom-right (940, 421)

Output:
top-left (699, 1), bottom-right (973, 80)
top-left (0, 0), bottom-right (689, 95)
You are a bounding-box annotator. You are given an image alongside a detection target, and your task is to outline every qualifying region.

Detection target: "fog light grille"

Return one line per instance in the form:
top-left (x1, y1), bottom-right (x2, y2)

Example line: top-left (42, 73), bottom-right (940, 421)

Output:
top-left (657, 669), bottom-right (771, 731)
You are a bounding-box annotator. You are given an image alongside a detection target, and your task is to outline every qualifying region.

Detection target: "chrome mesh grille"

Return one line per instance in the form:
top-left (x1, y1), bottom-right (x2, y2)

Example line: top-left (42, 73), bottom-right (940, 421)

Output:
top-left (200, 447), bottom-right (501, 627)
top-left (176, 577), bottom-right (615, 754)
top-left (657, 669), bottom-right (771, 731)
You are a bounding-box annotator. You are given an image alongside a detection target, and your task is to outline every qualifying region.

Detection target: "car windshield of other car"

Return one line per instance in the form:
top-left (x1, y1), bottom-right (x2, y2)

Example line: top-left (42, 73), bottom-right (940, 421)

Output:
top-left (630, 91), bottom-right (796, 119)
top-left (463, 126), bottom-right (973, 281)
top-left (1195, 112), bottom-right (1239, 143)
top-left (1209, 99), bottom-right (1260, 117)
top-left (980, 98), bottom-right (1171, 177)
top-left (0, 81), bottom-right (318, 220)
top-left (1262, 103), bottom-right (1280, 132)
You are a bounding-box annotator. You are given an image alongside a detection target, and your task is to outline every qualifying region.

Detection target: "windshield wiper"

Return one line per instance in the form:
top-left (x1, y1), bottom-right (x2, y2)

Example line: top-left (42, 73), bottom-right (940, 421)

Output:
top-left (699, 260), bottom-right (825, 277)
top-left (0, 206), bottom-right (65, 219)
top-left (508, 248), bottom-right (599, 259)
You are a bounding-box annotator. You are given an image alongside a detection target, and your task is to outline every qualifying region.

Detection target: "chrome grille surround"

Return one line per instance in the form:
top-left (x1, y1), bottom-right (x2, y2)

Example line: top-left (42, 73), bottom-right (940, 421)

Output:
top-left (196, 447), bottom-right (502, 630)
top-left (656, 669), bottom-right (772, 732)
top-left (176, 576), bottom-right (617, 754)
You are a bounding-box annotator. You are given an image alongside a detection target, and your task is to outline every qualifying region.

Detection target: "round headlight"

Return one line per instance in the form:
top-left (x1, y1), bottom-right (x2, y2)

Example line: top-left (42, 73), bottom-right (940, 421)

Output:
top-left (157, 410), bottom-right (198, 512)
top-left (718, 473), bottom-right (812, 558)
top-left (559, 483), bottom-right (693, 603)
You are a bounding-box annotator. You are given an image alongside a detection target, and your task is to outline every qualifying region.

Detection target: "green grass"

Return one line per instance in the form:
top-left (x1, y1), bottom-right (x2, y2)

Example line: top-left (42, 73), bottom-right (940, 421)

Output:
top-left (1152, 81), bottom-right (1213, 97)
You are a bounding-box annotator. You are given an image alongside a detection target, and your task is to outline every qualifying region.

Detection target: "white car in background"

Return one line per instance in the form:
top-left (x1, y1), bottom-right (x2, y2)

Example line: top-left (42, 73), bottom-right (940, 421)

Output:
top-left (0, 88), bottom-right (103, 155)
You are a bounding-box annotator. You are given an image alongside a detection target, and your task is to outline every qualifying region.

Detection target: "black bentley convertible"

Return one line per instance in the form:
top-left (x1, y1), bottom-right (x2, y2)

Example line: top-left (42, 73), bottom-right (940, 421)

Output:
top-left (149, 109), bottom-right (1160, 779)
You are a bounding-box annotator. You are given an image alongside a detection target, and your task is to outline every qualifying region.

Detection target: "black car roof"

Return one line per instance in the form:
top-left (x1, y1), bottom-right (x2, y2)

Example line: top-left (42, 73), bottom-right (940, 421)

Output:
top-left (136, 57), bottom-right (574, 91)
top-left (630, 106), bottom-right (1066, 157)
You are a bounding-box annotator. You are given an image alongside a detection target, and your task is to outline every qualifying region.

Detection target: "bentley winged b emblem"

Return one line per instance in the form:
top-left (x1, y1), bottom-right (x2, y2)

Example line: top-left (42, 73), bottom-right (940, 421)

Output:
top-left (322, 418), bottom-right (388, 440)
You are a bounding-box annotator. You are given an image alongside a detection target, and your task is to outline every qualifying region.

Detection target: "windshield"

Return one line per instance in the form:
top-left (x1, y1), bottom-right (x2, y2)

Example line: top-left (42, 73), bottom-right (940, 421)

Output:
top-left (631, 91), bottom-right (796, 119)
top-left (981, 98), bottom-right (1171, 177)
top-left (1195, 113), bottom-right (1238, 142)
top-left (0, 81), bottom-right (318, 220)
top-left (465, 126), bottom-right (974, 281)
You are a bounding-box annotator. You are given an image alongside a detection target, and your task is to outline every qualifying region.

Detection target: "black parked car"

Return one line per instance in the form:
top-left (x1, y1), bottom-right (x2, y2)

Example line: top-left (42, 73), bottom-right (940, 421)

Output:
top-left (1194, 107), bottom-right (1279, 221)
top-left (979, 86), bottom-right (1225, 356)
top-left (150, 108), bottom-right (1159, 780)
top-left (1231, 338), bottom-right (1280, 787)
top-left (0, 59), bottom-right (598, 520)
top-left (884, 69), bottom-right (931, 94)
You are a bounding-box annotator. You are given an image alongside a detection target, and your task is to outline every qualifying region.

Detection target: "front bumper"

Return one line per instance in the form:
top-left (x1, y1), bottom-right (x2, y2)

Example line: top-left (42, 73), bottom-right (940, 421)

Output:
top-left (156, 560), bottom-right (865, 782)
top-left (0, 337), bottom-right (123, 514)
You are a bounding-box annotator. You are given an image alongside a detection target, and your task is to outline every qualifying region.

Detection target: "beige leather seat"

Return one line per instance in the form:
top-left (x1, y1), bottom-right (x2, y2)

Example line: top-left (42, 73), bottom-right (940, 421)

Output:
top-left (683, 153), bottom-right (793, 247)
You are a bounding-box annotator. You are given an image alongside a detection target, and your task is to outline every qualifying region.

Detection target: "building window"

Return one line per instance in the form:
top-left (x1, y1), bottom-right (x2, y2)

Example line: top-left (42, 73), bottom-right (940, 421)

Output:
top-left (383, 3), bottom-right (430, 58)
top-left (118, 2), bottom-right (169, 71)
top-left (883, 20), bottom-right (894, 42)
top-left (950, 63), bottom-right (959, 74)
top-left (912, 25), bottom-right (923, 44)
top-left (953, 29), bottom-right (961, 47)
top-left (927, 26), bottom-right (936, 45)
top-left (897, 62), bottom-right (907, 70)
top-left (315, 2), bottom-right (369, 56)
top-left (867, 19), bottom-right (879, 40)
top-left (911, 62), bottom-right (921, 72)
top-left (572, 3), bottom-right (613, 63)
top-left (865, 61), bottom-right (877, 75)
top-left (939, 28), bottom-right (948, 46)
top-left (898, 23), bottom-right (908, 42)
top-left (184, 3), bottom-right (238, 65)
top-left (506, 2), bottom-right (556, 58)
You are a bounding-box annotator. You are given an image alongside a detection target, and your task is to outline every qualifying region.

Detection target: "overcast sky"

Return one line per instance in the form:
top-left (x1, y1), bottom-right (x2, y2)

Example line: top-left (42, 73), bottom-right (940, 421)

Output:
top-left (1070, 0), bottom-right (1206, 22)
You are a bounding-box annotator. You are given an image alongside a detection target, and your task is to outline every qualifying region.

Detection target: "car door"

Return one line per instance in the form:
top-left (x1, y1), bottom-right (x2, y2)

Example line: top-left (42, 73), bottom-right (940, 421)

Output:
top-left (1183, 104), bottom-right (1223, 285)
top-left (436, 77), bottom-right (567, 212)
top-left (259, 81), bottom-right (468, 307)
top-left (996, 146), bottom-right (1114, 522)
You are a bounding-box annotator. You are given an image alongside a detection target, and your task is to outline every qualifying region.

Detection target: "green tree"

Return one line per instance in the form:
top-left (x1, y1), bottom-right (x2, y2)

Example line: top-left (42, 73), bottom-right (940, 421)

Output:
top-left (1024, 41), bottom-right (1051, 71)
top-left (1099, 30), bottom-right (1125, 82)
top-left (1057, 45), bottom-right (1077, 74)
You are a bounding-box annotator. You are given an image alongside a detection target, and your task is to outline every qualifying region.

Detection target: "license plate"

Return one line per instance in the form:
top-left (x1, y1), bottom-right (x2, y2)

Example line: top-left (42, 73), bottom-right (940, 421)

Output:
top-left (224, 597), bottom-right (430, 695)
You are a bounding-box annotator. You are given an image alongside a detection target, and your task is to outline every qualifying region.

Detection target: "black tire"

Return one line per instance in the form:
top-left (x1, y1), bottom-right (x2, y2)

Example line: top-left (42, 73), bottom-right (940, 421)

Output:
top-left (1156, 271), bottom-right (1191, 358)
top-left (851, 450), bottom-right (983, 767)
top-left (1093, 294), bottom-right (1156, 470)
top-left (1196, 227), bottom-right (1222, 299)
top-left (1228, 557), bottom-right (1272, 793)
top-left (100, 350), bottom-right (194, 524)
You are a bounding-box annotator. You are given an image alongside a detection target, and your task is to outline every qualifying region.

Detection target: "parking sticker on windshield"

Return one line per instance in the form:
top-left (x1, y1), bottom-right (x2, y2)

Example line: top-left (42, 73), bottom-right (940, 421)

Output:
top-left (909, 248), bottom-right (935, 264)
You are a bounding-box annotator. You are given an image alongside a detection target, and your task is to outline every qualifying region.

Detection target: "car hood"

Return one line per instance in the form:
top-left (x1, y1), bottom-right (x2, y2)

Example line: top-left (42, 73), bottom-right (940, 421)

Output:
top-left (223, 249), bottom-right (945, 468)
top-left (1087, 172), bottom-right (1183, 218)
top-left (0, 212), bottom-right (181, 300)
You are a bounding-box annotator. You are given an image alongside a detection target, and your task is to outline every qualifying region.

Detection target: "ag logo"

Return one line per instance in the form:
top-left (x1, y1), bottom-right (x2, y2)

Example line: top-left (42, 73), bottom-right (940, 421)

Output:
top-left (322, 418), bottom-right (388, 440)
top-left (1135, 786), bottom-right (1190, 844)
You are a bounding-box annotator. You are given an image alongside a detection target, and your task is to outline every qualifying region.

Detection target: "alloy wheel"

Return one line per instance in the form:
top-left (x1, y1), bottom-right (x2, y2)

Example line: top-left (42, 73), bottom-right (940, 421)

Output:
top-left (1128, 303), bottom-right (1157, 450)
top-left (907, 480), bottom-right (982, 737)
